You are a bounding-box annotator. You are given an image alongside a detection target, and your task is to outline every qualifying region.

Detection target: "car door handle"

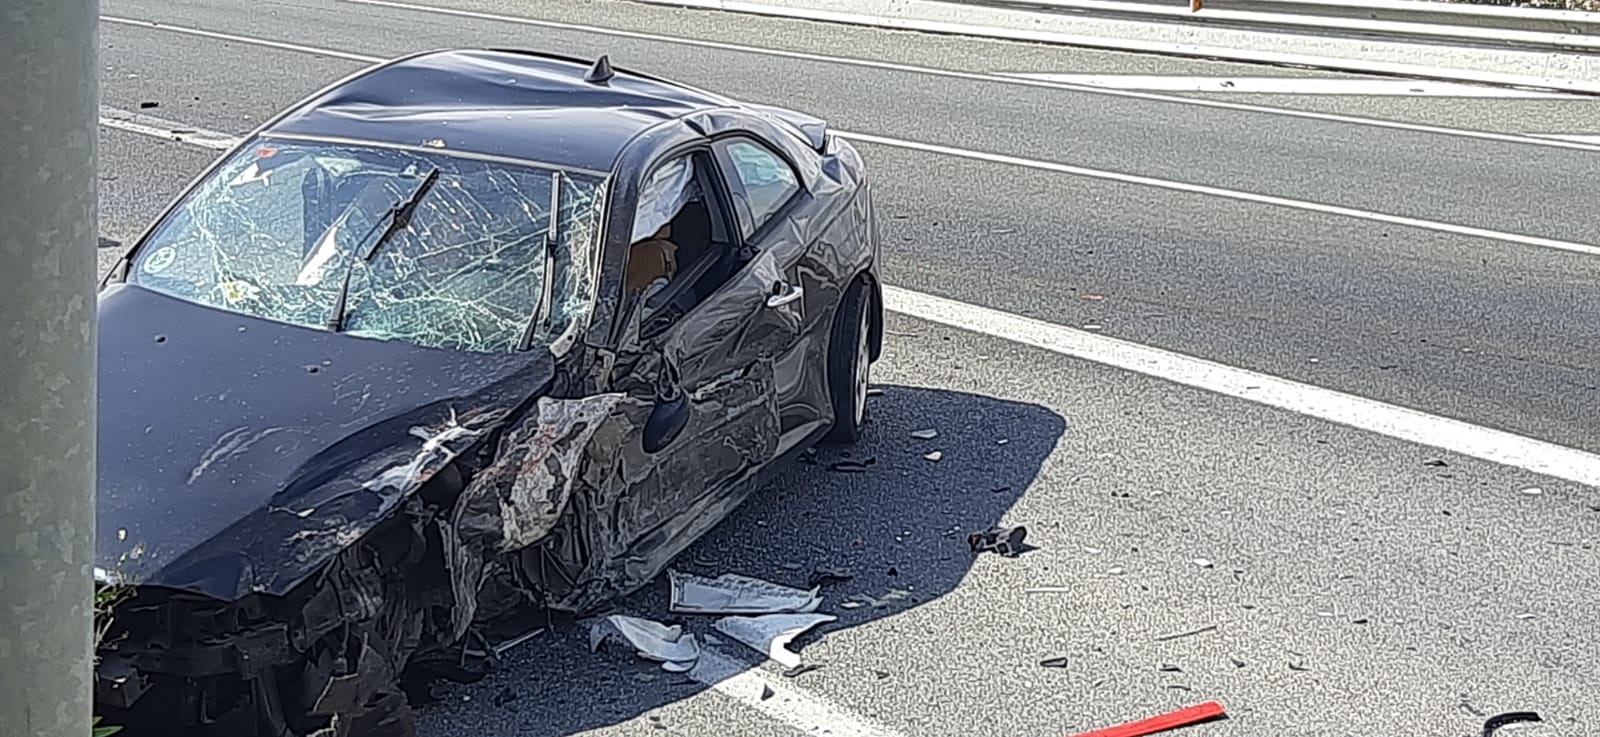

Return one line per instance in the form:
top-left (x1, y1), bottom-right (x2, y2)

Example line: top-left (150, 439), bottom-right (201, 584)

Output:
top-left (766, 282), bottom-right (803, 308)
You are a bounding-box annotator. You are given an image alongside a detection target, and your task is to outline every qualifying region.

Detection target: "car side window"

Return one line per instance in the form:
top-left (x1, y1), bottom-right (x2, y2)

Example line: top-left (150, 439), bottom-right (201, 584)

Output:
top-left (719, 139), bottom-right (801, 239)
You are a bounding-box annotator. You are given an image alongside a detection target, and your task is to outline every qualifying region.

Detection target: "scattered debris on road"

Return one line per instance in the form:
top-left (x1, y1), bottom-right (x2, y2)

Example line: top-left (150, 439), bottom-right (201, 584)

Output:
top-left (910, 428), bottom-right (939, 439)
top-left (1040, 656), bottom-right (1070, 668)
top-left (967, 524), bottom-right (1030, 557)
top-left (1065, 701), bottom-right (1227, 737)
top-left (1153, 624), bottom-right (1219, 642)
top-left (807, 567), bottom-right (854, 587)
top-left (1481, 711), bottom-right (1543, 737)
top-left (714, 612), bottom-right (836, 671)
top-left (830, 458), bottom-right (875, 473)
top-left (1025, 585), bottom-right (1074, 594)
top-left (924, 450), bottom-right (944, 462)
top-left (669, 570), bottom-right (822, 615)
top-left (589, 615), bottom-right (702, 673)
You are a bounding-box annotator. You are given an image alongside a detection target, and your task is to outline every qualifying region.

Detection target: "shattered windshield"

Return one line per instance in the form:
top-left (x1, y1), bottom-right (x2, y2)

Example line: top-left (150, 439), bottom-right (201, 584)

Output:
top-left (127, 138), bottom-right (607, 353)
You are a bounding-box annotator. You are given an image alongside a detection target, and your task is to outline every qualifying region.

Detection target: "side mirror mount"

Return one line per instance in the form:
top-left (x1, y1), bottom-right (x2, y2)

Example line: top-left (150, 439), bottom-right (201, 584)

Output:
top-left (641, 352), bottom-right (689, 454)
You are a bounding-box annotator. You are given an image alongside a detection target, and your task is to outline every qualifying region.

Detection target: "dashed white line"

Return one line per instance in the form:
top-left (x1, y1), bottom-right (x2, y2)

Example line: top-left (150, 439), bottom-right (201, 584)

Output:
top-left (98, 106), bottom-right (243, 149)
top-left (112, 3), bottom-right (1600, 155)
top-left (997, 73), bottom-right (1585, 99)
top-left (838, 130), bottom-right (1600, 258)
top-left (100, 107), bottom-right (1600, 489)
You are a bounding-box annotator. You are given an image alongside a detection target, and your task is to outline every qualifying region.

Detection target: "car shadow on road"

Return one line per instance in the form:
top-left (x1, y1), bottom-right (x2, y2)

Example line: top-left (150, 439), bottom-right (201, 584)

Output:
top-left (412, 382), bottom-right (1067, 736)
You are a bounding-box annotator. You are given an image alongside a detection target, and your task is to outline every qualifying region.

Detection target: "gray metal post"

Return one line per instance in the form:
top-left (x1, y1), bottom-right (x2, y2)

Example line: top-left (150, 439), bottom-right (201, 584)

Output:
top-left (0, 1), bottom-right (100, 736)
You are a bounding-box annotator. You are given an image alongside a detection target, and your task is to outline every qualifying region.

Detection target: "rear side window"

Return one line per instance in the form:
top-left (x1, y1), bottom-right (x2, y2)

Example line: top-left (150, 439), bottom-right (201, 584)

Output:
top-left (719, 139), bottom-right (800, 238)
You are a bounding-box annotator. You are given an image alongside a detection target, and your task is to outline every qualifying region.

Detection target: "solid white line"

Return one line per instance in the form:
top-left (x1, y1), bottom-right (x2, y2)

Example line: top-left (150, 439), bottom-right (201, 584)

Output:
top-left (315, 0), bottom-right (1600, 154)
top-left (999, 72), bottom-right (1584, 99)
top-left (836, 130), bottom-right (1600, 258)
top-left (1531, 133), bottom-right (1600, 144)
top-left (101, 108), bottom-right (1600, 489)
top-left (689, 647), bottom-right (907, 737)
top-left (882, 286), bottom-right (1600, 488)
top-left (100, 16), bottom-right (382, 62)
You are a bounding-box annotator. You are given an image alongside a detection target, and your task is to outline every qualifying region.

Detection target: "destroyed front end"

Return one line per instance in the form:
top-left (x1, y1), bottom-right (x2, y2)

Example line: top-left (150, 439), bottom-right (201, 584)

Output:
top-left (90, 285), bottom-right (651, 736)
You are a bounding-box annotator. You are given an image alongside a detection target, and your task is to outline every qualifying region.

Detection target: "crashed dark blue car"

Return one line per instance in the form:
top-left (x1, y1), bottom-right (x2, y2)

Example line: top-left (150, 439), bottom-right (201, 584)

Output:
top-left (93, 48), bottom-right (883, 737)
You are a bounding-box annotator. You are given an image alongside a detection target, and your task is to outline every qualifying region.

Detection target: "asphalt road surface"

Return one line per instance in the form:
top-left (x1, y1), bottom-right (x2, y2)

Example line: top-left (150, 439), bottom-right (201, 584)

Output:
top-left (91, 1), bottom-right (1600, 735)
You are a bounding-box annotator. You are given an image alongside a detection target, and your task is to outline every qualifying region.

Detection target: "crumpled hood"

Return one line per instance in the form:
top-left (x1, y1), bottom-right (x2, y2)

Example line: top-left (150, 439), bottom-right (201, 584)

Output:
top-left (95, 285), bottom-right (555, 601)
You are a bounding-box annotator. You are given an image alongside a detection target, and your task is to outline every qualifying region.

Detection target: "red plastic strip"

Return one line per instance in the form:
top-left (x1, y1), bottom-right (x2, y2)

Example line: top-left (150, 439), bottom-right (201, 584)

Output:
top-left (1065, 701), bottom-right (1227, 737)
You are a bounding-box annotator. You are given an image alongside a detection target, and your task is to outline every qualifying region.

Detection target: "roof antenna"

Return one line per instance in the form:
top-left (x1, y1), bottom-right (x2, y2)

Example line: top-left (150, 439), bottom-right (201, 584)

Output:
top-left (584, 55), bottom-right (615, 85)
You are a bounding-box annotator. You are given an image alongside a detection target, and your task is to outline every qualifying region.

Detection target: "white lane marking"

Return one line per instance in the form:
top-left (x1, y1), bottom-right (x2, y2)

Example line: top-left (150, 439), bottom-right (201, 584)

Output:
top-left (837, 130), bottom-right (1600, 258)
top-left (96, 88), bottom-right (1600, 259)
top-left (688, 647), bottom-right (907, 737)
top-left (1531, 133), bottom-right (1600, 144)
top-left (100, 16), bottom-right (381, 62)
top-left (999, 73), bottom-right (1585, 99)
top-left (98, 107), bottom-right (243, 149)
top-left (883, 286), bottom-right (1600, 489)
top-left (278, 0), bottom-right (1600, 155)
top-left (102, 107), bottom-right (1600, 489)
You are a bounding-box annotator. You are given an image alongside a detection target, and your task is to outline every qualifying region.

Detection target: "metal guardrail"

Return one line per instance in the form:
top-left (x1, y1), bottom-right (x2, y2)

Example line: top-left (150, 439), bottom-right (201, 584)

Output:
top-left (961, 0), bottom-right (1600, 51)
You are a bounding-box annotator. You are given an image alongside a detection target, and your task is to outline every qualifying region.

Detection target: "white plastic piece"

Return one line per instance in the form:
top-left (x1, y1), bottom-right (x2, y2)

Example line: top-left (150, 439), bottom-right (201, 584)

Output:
top-left (713, 613), bottom-right (836, 669)
top-left (669, 570), bottom-right (823, 615)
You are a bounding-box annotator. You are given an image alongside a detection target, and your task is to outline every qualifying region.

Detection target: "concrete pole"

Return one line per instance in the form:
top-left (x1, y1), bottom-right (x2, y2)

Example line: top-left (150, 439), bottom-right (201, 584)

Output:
top-left (0, 1), bottom-right (100, 737)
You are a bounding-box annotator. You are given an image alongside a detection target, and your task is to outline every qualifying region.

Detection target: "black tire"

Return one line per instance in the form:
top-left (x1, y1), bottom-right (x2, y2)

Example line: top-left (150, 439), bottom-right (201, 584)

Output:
top-left (822, 281), bottom-right (872, 445)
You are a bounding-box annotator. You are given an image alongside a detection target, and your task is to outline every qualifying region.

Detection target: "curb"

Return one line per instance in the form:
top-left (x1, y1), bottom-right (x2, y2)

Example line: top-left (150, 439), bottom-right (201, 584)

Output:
top-left (627, 0), bottom-right (1600, 95)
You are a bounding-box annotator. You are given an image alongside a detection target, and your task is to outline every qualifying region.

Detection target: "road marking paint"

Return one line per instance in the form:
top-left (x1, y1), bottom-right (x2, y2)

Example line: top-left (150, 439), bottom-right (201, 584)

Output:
top-left (837, 130), bottom-right (1600, 258)
top-left (97, 56), bottom-right (1600, 258)
top-left (99, 107), bottom-right (1600, 489)
top-left (96, 90), bottom-right (1600, 259)
top-left (998, 72), bottom-right (1585, 99)
top-left (98, 107), bottom-right (243, 149)
top-left (100, 15), bottom-right (381, 62)
top-left (882, 286), bottom-right (1600, 489)
top-left (210, 0), bottom-right (1600, 155)
top-left (689, 647), bottom-right (908, 737)
top-left (1530, 133), bottom-right (1600, 144)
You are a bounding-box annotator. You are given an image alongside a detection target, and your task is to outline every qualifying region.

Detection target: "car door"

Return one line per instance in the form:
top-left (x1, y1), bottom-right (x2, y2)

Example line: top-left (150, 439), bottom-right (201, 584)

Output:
top-left (708, 135), bottom-right (824, 452)
top-left (596, 148), bottom-right (803, 560)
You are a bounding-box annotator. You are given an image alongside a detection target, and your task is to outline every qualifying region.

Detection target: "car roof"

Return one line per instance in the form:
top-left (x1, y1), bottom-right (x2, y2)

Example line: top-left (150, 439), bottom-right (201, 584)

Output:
top-left (262, 48), bottom-right (737, 174)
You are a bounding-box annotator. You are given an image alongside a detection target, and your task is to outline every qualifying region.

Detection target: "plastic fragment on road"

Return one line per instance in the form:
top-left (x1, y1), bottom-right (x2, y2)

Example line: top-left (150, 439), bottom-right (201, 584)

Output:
top-left (968, 524), bottom-right (1029, 557)
top-left (1064, 701), bottom-right (1227, 737)
top-left (713, 612), bottom-right (836, 670)
top-left (588, 614), bottom-right (701, 672)
top-left (669, 570), bottom-right (823, 615)
top-left (910, 428), bottom-right (938, 440)
top-left (1481, 712), bottom-right (1542, 737)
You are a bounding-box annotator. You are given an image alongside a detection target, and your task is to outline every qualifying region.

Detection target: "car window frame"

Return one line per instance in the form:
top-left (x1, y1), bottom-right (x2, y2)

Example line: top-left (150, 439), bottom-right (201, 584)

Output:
top-left (710, 134), bottom-right (806, 244)
top-left (618, 143), bottom-right (747, 332)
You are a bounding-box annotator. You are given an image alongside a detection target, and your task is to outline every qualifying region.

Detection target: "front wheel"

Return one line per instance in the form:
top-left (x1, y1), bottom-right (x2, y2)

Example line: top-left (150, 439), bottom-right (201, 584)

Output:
top-left (822, 282), bottom-right (872, 445)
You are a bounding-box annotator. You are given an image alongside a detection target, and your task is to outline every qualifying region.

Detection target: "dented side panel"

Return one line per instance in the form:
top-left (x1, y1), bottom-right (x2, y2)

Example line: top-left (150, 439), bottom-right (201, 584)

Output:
top-left (444, 392), bottom-right (628, 637)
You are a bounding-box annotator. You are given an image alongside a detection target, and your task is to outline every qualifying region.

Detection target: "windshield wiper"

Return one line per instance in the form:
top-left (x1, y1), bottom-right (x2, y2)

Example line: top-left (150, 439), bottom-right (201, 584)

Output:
top-left (325, 166), bottom-right (441, 332)
top-left (518, 171), bottom-right (563, 351)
